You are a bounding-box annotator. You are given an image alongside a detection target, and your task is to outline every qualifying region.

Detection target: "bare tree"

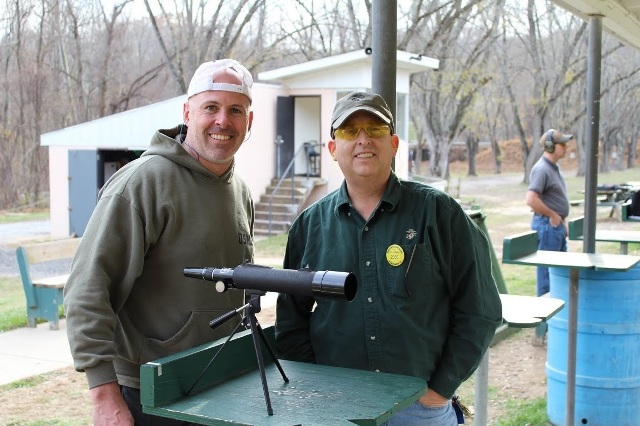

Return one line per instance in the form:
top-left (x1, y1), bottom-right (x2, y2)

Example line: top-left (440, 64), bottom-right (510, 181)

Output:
top-left (598, 44), bottom-right (640, 173)
top-left (141, 0), bottom-right (268, 95)
top-left (2, 0), bottom-right (640, 210)
top-left (465, 131), bottom-right (479, 176)
top-left (513, 1), bottom-right (587, 183)
top-left (407, 0), bottom-right (502, 179)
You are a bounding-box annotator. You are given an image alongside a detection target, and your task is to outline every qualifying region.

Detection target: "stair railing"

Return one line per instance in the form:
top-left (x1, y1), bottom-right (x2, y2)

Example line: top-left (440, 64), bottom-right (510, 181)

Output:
top-left (268, 140), bottom-right (320, 236)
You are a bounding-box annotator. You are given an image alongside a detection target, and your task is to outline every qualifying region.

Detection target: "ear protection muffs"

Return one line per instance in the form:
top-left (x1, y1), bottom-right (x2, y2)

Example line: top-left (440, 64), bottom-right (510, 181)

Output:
top-left (544, 129), bottom-right (556, 153)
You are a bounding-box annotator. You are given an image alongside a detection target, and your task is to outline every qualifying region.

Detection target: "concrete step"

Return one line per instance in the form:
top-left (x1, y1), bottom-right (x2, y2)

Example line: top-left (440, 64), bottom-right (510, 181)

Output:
top-left (255, 203), bottom-right (298, 214)
top-left (261, 184), bottom-right (309, 198)
top-left (254, 219), bottom-right (291, 236)
top-left (255, 210), bottom-right (295, 222)
top-left (257, 194), bottom-right (305, 205)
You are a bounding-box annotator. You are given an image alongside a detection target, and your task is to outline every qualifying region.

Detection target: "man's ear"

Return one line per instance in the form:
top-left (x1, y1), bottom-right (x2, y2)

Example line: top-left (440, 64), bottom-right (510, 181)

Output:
top-left (182, 102), bottom-right (190, 124)
top-left (391, 135), bottom-right (400, 153)
top-left (328, 140), bottom-right (336, 159)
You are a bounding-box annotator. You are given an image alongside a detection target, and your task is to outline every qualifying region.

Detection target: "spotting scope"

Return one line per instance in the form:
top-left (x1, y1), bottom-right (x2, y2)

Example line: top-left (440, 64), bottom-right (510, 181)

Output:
top-left (184, 263), bottom-right (357, 301)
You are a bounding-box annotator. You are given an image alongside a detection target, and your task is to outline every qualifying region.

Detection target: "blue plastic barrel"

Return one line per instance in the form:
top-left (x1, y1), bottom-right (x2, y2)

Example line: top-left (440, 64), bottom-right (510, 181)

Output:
top-left (546, 264), bottom-right (640, 426)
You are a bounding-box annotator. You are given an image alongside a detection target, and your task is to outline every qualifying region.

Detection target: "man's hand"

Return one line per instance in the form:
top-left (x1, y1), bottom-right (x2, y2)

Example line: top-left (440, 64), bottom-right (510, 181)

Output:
top-left (90, 382), bottom-right (134, 426)
top-left (549, 211), bottom-right (563, 228)
top-left (418, 388), bottom-right (449, 407)
top-left (526, 190), bottom-right (564, 228)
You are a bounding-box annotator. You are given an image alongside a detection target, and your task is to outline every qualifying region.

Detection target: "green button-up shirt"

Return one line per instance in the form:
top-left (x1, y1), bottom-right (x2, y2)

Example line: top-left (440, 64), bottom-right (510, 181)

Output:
top-left (275, 173), bottom-right (502, 398)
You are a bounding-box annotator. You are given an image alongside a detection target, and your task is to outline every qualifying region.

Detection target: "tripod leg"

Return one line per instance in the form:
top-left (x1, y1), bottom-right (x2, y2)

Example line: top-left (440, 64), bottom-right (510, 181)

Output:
top-left (248, 311), bottom-right (274, 415)
top-left (185, 319), bottom-right (244, 395)
top-left (255, 322), bottom-right (289, 382)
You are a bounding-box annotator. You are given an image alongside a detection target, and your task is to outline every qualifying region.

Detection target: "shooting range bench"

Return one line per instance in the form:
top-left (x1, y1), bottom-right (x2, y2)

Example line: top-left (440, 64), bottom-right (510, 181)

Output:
top-left (16, 238), bottom-right (81, 330)
top-left (568, 215), bottom-right (640, 255)
top-left (141, 325), bottom-right (426, 425)
top-left (501, 229), bottom-right (640, 426)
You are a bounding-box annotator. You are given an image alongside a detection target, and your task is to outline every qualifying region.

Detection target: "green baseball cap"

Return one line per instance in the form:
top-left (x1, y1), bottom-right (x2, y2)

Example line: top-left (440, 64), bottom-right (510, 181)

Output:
top-left (331, 91), bottom-right (395, 138)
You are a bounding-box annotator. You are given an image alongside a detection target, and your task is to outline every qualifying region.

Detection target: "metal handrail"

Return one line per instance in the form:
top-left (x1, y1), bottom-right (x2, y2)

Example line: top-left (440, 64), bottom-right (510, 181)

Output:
top-left (268, 141), bottom-right (320, 235)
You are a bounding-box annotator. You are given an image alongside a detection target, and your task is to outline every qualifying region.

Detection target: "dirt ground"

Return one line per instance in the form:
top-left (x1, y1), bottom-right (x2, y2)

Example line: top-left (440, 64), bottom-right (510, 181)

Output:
top-left (0, 140), bottom-right (574, 425)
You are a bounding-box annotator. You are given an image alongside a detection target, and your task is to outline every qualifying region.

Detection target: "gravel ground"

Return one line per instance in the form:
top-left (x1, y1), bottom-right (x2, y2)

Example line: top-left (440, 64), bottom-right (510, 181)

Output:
top-left (0, 220), bottom-right (72, 278)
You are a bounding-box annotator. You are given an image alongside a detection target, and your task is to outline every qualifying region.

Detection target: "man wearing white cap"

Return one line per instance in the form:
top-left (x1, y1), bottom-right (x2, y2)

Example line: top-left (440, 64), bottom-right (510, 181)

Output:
top-left (526, 128), bottom-right (574, 345)
top-left (64, 59), bottom-right (255, 425)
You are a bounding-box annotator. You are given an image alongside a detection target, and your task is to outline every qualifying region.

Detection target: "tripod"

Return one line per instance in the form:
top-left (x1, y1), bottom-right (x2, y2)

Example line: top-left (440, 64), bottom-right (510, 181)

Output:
top-left (186, 290), bottom-right (289, 415)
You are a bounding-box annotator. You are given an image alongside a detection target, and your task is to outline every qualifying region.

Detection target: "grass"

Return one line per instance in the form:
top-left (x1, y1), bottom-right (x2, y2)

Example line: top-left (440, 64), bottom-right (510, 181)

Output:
top-left (493, 397), bottom-right (548, 426)
top-left (3, 374), bottom-right (49, 390)
top-left (254, 232), bottom-right (288, 259)
top-left (0, 210), bottom-right (49, 224)
top-left (0, 276), bottom-right (30, 331)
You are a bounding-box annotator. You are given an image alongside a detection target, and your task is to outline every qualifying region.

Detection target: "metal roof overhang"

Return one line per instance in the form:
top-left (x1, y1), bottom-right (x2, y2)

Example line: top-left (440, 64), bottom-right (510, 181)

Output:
top-left (258, 49), bottom-right (439, 82)
top-left (553, 0), bottom-right (640, 49)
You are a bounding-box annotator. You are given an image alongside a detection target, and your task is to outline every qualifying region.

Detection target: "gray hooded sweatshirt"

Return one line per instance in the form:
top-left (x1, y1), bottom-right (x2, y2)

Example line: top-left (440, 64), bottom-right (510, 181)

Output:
top-left (64, 126), bottom-right (254, 389)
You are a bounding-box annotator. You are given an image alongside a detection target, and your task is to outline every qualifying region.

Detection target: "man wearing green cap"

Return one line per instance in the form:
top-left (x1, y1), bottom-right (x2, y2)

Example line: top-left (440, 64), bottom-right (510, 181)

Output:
top-left (276, 91), bottom-right (502, 425)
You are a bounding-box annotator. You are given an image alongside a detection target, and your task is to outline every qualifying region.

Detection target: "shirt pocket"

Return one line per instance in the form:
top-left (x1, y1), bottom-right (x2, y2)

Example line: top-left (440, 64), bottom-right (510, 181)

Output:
top-left (384, 243), bottom-right (439, 301)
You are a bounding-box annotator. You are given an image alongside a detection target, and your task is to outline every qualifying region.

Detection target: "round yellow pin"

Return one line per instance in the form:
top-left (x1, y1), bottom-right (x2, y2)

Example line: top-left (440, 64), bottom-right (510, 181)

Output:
top-left (386, 244), bottom-right (404, 267)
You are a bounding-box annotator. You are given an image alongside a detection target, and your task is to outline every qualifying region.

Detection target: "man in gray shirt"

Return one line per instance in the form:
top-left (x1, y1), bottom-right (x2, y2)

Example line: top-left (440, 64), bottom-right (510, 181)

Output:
top-left (525, 128), bottom-right (574, 345)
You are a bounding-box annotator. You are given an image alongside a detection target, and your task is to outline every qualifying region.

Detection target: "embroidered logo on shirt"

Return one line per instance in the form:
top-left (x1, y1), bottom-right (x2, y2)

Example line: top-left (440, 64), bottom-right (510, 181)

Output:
top-left (405, 229), bottom-right (417, 240)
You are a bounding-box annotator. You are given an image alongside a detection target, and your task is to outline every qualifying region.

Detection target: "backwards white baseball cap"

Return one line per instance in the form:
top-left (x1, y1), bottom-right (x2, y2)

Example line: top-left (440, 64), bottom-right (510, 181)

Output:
top-left (187, 59), bottom-right (253, 103)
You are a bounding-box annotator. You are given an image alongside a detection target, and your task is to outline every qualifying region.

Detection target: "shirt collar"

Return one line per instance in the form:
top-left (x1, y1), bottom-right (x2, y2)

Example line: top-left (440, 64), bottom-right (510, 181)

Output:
top-left (334, 171), bottom-right (401, 217)
top-left (542, 156), bottom-right (559, 170)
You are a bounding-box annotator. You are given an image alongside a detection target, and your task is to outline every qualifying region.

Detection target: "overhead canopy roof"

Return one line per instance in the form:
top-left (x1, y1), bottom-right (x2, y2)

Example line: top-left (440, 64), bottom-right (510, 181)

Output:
top-left (553, 0), bottom-right (640, 49)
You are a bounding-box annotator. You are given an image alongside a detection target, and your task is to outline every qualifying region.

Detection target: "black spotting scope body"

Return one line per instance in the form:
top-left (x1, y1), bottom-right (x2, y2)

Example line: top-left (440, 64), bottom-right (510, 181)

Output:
top-left (184, 263), bottom-right (357, 301)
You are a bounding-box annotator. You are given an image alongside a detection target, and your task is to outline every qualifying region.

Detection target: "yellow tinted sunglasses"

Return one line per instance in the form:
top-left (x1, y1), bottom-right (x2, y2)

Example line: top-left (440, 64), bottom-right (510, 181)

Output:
top-left (334, 125), bottom-right (391, 141)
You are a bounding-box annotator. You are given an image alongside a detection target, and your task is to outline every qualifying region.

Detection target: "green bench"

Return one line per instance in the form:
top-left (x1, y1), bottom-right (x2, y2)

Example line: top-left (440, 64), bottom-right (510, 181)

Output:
top-left (568, 215), bottom-right (640, 255)
top-left (16, 238), bottom-right (81, 330)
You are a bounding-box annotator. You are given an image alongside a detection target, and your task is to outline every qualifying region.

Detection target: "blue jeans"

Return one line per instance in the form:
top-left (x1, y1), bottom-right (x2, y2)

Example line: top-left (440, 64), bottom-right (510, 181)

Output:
top-left (121, 386), bottom-right (193, 426)
top-left (531, 214), bottom-right (567, 296)
top-left (381, 400), bottom-right (458, 426)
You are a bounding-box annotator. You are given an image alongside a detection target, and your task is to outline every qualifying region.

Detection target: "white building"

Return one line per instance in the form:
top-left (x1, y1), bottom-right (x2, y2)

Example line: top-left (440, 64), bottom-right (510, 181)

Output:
top-left (41, 49), bottom-right (439, 238)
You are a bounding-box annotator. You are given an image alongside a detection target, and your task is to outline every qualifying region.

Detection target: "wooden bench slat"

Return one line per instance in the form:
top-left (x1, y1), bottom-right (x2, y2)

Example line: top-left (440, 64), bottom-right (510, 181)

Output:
top-left (23, 239), bottom-right (81, 263)
top-left (32, 274), bottom-right (70, 288)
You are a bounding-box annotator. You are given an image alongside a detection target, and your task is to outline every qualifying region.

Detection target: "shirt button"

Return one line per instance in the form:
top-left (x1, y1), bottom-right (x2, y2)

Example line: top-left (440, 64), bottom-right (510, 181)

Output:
top-left (375, 369), bottom-right (380, 372)
top-left (370, 336), bottom-right (376, 341)
top-left (364, 226), bottom-right (369, 232)
top-left (366, 261), bottom-right (371, 266)
top-left (367, 297), bottom-right (373, 303)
